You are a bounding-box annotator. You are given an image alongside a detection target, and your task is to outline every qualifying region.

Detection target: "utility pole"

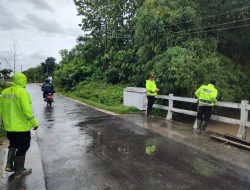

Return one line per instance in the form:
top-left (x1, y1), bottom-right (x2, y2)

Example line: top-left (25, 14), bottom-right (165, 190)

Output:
top-left (13, 40), bottom-right (18, 74)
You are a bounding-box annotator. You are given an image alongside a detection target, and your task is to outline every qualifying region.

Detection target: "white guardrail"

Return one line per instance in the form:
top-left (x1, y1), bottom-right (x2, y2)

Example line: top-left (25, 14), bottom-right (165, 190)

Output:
top-left (154, 94), bottom-right (249, 139)
top-left (123, 88), bottom-right (249, 139)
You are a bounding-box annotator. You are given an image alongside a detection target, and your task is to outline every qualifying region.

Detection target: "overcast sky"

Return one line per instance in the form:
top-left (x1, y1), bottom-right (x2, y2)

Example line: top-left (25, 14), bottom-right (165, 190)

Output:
top-left (0, 0), bottom-right (83, 72)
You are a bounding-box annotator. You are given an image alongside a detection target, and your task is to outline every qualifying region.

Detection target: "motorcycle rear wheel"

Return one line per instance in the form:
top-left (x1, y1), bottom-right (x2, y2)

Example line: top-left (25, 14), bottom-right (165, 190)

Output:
top-left (47, 100), bottom-right (52, 107)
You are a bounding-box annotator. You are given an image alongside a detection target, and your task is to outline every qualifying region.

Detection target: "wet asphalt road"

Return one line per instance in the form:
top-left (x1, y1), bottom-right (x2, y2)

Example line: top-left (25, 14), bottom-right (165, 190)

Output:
top-left (29, 84), bottom-right (250, 190)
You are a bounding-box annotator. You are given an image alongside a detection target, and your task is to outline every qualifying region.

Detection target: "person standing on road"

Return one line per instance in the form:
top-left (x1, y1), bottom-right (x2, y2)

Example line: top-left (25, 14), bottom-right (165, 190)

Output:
top-left (146, 75), bottom-right (160, 116)
top-left (0, 72), bottom-right (38, 177)
top-left (195, 80), bottom-right (218, 133)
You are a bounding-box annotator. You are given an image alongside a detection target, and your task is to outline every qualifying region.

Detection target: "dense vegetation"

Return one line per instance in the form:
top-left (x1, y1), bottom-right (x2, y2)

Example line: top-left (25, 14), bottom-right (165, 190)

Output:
top-left (23, 57), bottom-right (57, 83)
top-left (58, 81), bottom-right (139, 113)
top-left (27, 0), bottom-right (250, 105)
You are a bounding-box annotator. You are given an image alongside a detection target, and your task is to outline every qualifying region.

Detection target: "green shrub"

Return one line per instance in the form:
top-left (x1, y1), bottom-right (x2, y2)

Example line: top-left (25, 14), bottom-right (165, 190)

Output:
top-left (57, 80), bottom-right (140, 114)
top-left (151, 39), bottom-right (250, 101)
top-left (74, 81), bottom-right (125, 106)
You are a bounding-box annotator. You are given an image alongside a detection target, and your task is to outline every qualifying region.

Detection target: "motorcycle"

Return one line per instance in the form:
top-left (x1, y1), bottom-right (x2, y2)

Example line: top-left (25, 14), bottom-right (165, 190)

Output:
top-left (45, 93), bottom-right (54, 107)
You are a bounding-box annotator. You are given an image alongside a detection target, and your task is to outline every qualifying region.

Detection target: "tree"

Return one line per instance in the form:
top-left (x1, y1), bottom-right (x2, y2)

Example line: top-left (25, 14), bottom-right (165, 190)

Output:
top-left (23, 66), bottom-right (43, 83)
top-left (0, 69), bottom-right (12, 81)
top-left (74, 0), bottom-right (144, 69)
top-left (194, 0), bottom-right (250, 66)
top-left (23, 57), bottom-right (57, 83)
top-left (0, 40), bottom-right (19, 73)
top-left (41, 57), bottom-right (57, 76)
top-left (54, 0), bottom-right (250, 101)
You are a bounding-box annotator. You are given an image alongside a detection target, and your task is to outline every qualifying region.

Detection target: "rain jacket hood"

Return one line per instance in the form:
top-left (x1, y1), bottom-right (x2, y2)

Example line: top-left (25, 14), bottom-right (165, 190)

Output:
top-left (0, 73), bottom-right (38, 132)
top-left (13, 72), bottom-right (27, 88)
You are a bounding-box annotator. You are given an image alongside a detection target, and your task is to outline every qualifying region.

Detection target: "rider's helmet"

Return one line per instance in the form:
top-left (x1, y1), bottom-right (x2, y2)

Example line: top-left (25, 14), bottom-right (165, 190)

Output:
top-left (45, 78), bottom-right (50, 83)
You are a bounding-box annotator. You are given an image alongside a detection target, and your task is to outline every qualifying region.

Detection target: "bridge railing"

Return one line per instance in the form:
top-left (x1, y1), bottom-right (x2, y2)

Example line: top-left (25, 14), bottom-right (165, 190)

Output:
top-left (153, 94), bottom-right (249, 139)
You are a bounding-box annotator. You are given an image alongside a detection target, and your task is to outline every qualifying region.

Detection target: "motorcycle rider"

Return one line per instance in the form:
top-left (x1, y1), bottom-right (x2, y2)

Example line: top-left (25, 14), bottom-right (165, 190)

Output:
top-left (41, 78), bottom-right (54, 100)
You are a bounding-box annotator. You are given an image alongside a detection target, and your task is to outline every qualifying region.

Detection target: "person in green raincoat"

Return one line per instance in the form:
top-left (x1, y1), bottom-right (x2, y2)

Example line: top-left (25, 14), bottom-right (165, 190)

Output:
top-left (0, 72), bottom-right (38, 176)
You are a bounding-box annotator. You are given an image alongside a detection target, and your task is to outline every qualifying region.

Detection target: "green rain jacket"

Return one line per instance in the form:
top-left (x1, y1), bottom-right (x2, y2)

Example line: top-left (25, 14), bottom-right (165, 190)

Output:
top-left (0, 73), bottom-right (38, 132)
top-left (146, 80), bottom-right (158, 96)
top-left (195, 84), bottom-right (218, 106)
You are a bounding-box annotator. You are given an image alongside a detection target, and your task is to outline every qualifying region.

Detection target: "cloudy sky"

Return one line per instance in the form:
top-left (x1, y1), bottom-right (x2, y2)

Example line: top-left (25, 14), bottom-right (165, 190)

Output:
top-left (0, 0), bottom-right (83, 71)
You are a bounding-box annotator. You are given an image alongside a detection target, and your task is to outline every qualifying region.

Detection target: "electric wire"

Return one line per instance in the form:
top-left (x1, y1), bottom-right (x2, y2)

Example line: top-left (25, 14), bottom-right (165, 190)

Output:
top-left (166, 6), bottom-right (250, 27)
top-left (169, 23), bottom-right (250, 36)
top-left (105, 6), bottom-right (250, 39)
top-left (169, 17), bottom-right (250, 35)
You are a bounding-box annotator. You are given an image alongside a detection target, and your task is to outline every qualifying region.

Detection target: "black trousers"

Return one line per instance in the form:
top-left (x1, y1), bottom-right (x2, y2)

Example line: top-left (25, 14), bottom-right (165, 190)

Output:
top-left (197, 106), bottom-right (212, 121)
top-left (7, 131), bottom-right (31, 156)
top-left (147, 96), bottom-right (155, 114)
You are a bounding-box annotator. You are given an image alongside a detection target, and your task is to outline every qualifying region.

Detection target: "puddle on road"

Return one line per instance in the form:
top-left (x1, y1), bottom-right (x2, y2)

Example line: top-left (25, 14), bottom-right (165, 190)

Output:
top-left (122, 115), bottom-right (250, 141)
top-left (75, 117), bottom-right (250, 190)
top-left (46, 125), bottom-right (53, 128)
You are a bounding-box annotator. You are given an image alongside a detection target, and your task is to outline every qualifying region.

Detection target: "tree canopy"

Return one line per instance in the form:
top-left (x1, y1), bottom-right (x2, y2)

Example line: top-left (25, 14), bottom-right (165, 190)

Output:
top-left (23, 57), bottom-right (57, 83)
top-left (52, 0), bottom-right (250, 101)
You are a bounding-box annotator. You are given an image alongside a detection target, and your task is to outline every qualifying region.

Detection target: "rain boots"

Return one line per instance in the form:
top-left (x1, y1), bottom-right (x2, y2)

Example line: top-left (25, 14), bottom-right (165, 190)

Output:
top-left (201, 121), bottom-right (208, 131)
top-left (14, 156), bottom-right (32, 177)
top-left (195, 119), bottom-right (202, 134)
top-left (195, 119), bottom-right (208, 134)
top-left (5, 147), bottom-right (16, 172)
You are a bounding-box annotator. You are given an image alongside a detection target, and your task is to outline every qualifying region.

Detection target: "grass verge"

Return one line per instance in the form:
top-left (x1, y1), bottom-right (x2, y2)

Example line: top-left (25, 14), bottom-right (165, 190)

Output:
top-left (58, 89), bottom-right (140, 114)
top-left (55, 81), bottom-right (140, 114)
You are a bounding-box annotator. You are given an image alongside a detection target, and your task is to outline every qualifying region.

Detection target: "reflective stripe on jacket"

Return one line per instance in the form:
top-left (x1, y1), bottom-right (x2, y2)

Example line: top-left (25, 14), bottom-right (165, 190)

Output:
top-left (0, 73), bottom-right (38, 132)
top-left (195, 84), bottom-right (218, 106)
top-left (146, 80), bottom-right (157, 96)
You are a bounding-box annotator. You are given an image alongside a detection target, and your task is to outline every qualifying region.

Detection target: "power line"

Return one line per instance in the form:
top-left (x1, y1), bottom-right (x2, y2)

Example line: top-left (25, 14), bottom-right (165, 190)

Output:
top-left (108, 22), bottom-right (250, 39)
top-left (109, 6), bottom-right (250, 33)
top-left (104, 7), bottom-right (250, 40)
top-left (110, 35), bottom-right (132, 39)
top-left (167, 6), bottom-right (250, 28)
top-left (169, 23), bottom-right (250, 37)
top-left (169, 17), bottom-right (250, 35)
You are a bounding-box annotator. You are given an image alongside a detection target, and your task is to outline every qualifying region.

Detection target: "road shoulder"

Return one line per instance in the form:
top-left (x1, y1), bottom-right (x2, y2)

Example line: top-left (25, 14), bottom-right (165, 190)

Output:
top-left (0, 132), bottom-right (46, 190)
top-left (59, 93), bottom-right (118, 116)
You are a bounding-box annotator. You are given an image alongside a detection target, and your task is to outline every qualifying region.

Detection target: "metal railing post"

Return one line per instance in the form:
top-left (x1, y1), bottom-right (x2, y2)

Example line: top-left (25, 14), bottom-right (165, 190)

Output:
top-left (166, 94), bottom-right (173, 120)
top-left (237, 100), bottom-right (249, 139)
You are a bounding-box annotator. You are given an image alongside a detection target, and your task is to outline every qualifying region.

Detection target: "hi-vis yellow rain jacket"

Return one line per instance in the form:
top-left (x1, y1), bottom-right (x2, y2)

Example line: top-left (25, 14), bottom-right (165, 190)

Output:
top-left (195, 84), bottom-right (218, 106)
top-left (0, 73), bottom-right (38, 132)
top-left (146, 80), bottom-right (158, 96)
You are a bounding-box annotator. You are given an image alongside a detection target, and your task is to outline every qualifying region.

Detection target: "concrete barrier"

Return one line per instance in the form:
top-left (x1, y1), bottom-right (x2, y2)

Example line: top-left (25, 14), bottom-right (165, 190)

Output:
top-left (123, 87), bottom-right (147, 110)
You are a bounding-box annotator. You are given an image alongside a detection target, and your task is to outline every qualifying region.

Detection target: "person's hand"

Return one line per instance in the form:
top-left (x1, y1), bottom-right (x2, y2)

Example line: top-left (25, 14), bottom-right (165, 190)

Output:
top-left (33, 126), bottom-right (38, 130)
top-left (156, 88), bottom-right (160, 92)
